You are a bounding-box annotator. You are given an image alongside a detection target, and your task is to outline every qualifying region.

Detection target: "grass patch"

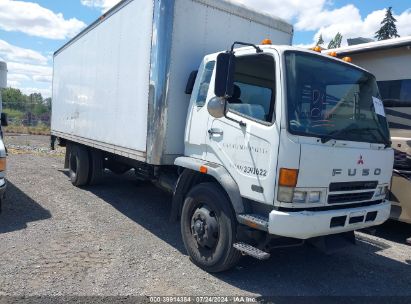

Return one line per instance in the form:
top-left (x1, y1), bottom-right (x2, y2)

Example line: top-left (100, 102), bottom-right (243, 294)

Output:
top-left (4, 124), bottom-right (50, 135)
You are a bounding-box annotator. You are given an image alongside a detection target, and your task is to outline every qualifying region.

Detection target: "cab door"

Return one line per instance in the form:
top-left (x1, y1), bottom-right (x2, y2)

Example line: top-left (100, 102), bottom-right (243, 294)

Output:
top-left (185, 59), bottom-right (216, 159)
top-left (205, 52), bottom-right (281, 204)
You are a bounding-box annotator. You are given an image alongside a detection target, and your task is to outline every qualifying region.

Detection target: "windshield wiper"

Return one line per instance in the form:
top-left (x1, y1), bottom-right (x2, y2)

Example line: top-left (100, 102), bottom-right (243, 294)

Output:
top-left (356, 127), bottom-right (392, 148)
top-left (320, 123), bottom-right (358, 144)
top-left (320, 126), bottom-right (391, 147)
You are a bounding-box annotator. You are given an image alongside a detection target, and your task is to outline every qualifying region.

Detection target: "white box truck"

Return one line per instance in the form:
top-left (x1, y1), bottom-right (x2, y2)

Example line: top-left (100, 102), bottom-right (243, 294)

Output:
top-left (52, 0), bottom-right (394, 272)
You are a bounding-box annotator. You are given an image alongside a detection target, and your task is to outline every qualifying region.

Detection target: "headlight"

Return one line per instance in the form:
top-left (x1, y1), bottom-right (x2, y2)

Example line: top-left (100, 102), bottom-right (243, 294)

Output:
top-left (307, 191), bottom-right (321, 203)
top-left (375, 186), bottom-right (383, 196)
top-left (292, 191), bottom-right (306, 203)
top-left (375, 185), bottom-right (389, 198)
top-left (278, 187), bottom-right (322, 204)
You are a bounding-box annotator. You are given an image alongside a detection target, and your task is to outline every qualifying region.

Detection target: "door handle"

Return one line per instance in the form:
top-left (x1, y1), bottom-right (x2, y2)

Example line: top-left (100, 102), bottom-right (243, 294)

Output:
top-left (208, 128), bottom-right (224, 136)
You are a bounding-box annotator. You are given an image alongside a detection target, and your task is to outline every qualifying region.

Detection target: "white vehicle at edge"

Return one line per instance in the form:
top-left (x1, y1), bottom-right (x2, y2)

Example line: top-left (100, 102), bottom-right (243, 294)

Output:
top-left (51, 0), bottom-right (394, 272)
top-left (0, 59), bottom-right (7, 212)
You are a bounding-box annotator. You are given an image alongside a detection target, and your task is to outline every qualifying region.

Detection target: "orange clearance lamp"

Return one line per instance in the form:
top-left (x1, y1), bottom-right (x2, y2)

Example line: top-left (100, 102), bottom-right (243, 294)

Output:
top-left (342, 56), bottom-right (353, 63)
top-left (262, 38), bottom-right (272, 45)
top-left (311, 46), bottom-right (322, 52)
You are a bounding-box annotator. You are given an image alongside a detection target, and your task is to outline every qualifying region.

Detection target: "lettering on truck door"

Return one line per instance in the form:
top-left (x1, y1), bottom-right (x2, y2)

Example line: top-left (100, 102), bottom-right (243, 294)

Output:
top-left (205, 52), bottom-right (281, 204)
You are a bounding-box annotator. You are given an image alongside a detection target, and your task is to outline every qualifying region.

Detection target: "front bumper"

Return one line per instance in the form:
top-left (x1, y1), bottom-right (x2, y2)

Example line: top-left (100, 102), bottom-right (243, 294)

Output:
top-left (268, 200), bottom-right (391, 239)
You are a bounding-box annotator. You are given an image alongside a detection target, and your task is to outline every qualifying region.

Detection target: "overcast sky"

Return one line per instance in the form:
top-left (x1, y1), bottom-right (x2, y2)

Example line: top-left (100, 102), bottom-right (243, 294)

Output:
top-left (0, 0), bottom-right (410, 98)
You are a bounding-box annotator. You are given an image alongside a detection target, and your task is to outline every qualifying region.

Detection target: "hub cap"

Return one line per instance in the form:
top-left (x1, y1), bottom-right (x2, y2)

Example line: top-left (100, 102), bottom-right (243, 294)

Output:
top-left (191, 205), bottom-right (219, 249)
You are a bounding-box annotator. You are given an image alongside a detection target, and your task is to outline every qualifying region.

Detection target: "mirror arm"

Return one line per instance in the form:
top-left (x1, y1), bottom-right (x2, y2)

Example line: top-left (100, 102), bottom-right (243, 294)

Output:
top-left (230, 42), bottom-right (263, 54)
top-left (223, 101), bottom-right (246, 127)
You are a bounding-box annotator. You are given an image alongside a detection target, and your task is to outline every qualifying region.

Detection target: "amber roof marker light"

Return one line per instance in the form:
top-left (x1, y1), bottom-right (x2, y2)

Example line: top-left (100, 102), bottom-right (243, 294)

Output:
top-left (262, 38), bottom-right (272, 45)
top-left (311, 46), bottom-right (322, 52)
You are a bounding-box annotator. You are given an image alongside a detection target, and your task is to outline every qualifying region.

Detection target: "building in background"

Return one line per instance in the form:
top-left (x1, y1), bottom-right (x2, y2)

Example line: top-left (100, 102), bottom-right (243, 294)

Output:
top-left (327, 36), bottom-right (411, 225)
top-left (347, 37), bottom-right (374, 46)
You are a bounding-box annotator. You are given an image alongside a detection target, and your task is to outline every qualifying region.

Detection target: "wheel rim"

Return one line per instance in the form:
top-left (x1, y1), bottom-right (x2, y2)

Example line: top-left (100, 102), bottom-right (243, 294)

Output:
top-left (190, 204), bottom-right (219, 250)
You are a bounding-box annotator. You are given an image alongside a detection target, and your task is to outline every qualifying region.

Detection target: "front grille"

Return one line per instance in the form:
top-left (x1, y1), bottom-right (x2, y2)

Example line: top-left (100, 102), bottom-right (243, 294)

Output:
top-left (329, 181), bottom-right (378, 192)
top-left (328, 191), bottom-right (374, 204)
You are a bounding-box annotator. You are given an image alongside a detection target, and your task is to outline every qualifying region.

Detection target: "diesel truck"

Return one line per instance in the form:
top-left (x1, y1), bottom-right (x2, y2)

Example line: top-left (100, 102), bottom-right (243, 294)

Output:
top-left (51, 0), bottom-right (394, 272)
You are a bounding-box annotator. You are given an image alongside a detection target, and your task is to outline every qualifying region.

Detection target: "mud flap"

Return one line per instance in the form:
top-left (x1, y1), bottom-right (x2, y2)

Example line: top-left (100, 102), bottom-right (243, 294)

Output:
top-left (307, 231), bottom-right (356, 254)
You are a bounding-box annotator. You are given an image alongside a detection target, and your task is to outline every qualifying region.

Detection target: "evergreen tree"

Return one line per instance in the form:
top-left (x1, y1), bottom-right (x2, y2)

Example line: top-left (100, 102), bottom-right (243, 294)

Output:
top-left (328, 32), bottom-right (343, 49)
top-left (316, 33), bottom-right (324, 46)
top-left (375, 7), bottom-right (400, 40)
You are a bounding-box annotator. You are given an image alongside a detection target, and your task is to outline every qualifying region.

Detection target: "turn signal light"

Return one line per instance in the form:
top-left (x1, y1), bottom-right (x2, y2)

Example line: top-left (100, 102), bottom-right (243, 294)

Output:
top-left (0, 158), bottom-right (6, 172)
top-left (279, 168), bottom-right (298, 187)
top-left (342, 56), bottom-right (352, 63)
top-left (199, 166), bottom-right (208, 174)
top-left (262, 39), bottom-right (272, 45)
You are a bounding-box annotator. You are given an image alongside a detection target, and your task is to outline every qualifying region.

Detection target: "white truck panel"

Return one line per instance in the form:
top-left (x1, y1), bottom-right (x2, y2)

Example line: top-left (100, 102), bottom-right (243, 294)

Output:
top-left (165, 0), bottom-right (292, 155)
top-left (52, 0), bottom-right (153, 153)
top-left (52, 0), bottom-right (292, 164)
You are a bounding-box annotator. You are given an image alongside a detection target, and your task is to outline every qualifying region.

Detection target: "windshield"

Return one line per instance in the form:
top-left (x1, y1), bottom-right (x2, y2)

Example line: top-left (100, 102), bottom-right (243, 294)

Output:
top-left (285, 51), bottom-right (390, 144)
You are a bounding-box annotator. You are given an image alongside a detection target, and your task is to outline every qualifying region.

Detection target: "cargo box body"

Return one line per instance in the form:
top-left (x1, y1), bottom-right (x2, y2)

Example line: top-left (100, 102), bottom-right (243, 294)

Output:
top-left (51, 0), bottom-right (293, 165)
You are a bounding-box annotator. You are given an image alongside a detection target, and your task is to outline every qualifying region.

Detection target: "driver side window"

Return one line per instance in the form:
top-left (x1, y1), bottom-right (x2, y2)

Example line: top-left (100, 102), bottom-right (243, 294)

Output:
top-left (226, 54), bottom-right (276, 123)
top-left (194, 61), bottom-right (215, 107)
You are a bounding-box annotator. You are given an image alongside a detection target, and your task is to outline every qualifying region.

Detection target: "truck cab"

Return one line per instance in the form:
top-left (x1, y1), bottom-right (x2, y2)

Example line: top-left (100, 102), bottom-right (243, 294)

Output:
top-left (176, 43), bottom-right (393, 269)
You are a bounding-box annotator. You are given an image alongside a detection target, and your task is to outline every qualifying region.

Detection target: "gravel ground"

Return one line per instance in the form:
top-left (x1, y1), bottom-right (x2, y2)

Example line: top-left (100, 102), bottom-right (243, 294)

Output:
top-left (0, 134), bottom-right (410, 297)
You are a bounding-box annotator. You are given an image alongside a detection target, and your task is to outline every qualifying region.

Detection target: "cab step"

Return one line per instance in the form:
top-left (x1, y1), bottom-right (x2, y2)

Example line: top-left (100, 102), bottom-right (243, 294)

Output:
top-left (237, 214), bottom-right (268, 231)
top-left (233, 242), bottom-right (271, 260)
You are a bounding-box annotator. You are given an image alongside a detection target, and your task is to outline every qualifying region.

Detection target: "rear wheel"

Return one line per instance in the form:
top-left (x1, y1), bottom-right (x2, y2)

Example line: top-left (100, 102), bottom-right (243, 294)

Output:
top-left (181, 183), bottom-right (241, 272)
top-left (88, 149), bottom-right (103, 185)
top-left (69, 144), bottom-right (90, 187)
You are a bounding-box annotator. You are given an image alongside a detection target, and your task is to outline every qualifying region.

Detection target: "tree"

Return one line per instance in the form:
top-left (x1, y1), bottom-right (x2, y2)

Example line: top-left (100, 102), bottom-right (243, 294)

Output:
top-left (316, 33), bottom-right (324, 46)
top-left (375, 7), bottom-right (400, 40)
top-left (328, 32), bottom-right (343, 49)
top-left (44, 98), bottom-right (52, 111)
top-left (1, 87), bottom-right (26, 111)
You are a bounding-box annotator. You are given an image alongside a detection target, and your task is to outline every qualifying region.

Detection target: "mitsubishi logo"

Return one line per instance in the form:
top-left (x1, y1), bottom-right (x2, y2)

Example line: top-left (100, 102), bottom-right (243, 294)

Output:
top-left (357, 155), bottom-right (364, 165)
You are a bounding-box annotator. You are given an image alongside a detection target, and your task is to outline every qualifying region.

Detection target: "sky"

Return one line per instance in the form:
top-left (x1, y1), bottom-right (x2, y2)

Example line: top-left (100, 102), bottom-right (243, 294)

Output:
top-left (0, 0), bottom-right (410, 98)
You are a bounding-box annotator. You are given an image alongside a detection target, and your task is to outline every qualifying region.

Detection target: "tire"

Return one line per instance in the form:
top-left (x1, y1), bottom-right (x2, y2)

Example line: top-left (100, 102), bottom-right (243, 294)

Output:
top-left (69, 145), bottom-right (90, 187)
top-left (181, 182), bottom-right (241, 273)
top-left (88, 149), bottom-right (103, 185)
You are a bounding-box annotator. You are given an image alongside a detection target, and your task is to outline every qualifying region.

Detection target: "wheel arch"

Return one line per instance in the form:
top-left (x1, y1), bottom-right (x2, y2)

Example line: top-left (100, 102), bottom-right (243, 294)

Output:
top-left (171, 157), bottom-right (245, 221)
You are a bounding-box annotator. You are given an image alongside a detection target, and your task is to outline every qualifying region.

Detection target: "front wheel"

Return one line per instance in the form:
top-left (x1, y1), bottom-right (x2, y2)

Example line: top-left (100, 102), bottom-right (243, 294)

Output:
top-left (181, 183), bottom-right (241, 273)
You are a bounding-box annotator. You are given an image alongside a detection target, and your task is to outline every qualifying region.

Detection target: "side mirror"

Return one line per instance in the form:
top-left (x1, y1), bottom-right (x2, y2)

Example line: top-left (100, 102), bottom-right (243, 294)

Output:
top-left (207, 97), bottom-right (226, 118)
top-left (1, 113), bottom-right (8, 127)
top-left (185, 70), bottom-right (198, 95)
top-left (214, 52), bottom-right (236, 98)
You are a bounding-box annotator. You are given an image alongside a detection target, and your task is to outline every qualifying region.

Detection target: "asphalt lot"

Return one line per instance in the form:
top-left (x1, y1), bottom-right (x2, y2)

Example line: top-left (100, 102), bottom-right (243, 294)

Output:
top-left (0, 134), bottom-right (410, 297)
